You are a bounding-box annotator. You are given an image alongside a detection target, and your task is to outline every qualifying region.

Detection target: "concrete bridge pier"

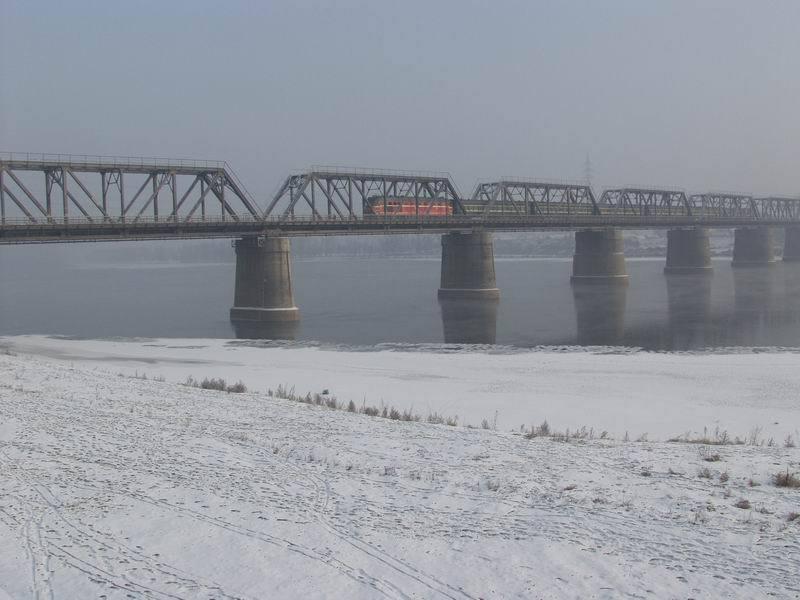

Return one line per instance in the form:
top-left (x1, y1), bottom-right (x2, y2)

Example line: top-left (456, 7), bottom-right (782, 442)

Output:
top-left (783, 227), bottom-right (800, 262)
top-left (664, 228), bottom-right (712, 274)
top-left (438, 231), bottom-right (500, 299)
top-left (732, 227), bottom-right (775, 267)
top-left (571, 229), bottom-right (629, 284)
top-left (230, 236), bottom-right (300, 324)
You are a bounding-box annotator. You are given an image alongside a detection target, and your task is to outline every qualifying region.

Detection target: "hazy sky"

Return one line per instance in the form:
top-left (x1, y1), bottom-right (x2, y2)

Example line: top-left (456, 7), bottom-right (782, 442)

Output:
top-left (2, 1), bottom-right (799, 200)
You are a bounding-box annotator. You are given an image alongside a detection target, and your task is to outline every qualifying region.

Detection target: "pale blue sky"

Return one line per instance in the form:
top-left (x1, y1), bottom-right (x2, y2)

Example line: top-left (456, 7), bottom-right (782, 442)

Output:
top-left (2, 1), bottom-right (799, 200)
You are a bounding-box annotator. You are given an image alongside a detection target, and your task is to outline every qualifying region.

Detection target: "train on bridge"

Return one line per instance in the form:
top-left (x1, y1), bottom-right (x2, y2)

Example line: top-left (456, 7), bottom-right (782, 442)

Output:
top-left (365, 197), bottom-right (453, 217)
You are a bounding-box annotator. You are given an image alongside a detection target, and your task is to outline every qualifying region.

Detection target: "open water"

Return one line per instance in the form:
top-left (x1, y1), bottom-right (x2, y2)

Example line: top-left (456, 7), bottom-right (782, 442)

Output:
top-left (2, 248), bottom-right (800, 351)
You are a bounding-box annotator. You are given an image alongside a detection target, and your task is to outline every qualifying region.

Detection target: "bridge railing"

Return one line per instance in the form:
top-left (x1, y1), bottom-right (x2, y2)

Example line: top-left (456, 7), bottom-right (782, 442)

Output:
top-left (0, 152), bottom-right (226, 171)
top-left (309, 164), bottom-right (454, 179)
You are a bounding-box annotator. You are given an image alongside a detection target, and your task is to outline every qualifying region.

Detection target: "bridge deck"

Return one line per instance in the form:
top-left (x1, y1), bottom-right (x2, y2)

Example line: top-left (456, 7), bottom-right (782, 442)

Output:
top-left (1, 215), bottom-right (798, 244)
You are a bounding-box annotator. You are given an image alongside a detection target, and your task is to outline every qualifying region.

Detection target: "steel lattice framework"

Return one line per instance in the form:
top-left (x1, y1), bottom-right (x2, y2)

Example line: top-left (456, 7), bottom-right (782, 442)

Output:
top-left (0, 153), bottom-right (260, 224)
top-left (598, 188), bottom-right (692, 216)
top-left (690, 193), bottom-right (800, 220)
top-left (468, 180), bottom-right (599, 215)
top-left (2, 153), bottom-right (800, 243)
top-left (264, 168), bottom-right (465, 220)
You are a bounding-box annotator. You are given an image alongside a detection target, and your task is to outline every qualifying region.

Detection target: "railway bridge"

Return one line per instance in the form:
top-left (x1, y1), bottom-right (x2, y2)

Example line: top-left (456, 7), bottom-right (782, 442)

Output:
top-left (2, 153), bottom-right (799, 328)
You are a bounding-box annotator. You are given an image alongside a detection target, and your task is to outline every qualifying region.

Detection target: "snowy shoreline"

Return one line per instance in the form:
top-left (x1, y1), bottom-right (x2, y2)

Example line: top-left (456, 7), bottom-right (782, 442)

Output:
top-left (0, 349), bottom-right (799, 598)
top-left (2, 334), bottom-right (800, 441)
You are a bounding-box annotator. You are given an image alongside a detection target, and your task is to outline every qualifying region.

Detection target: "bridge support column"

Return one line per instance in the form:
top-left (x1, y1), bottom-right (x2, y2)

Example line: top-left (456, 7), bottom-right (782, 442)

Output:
top-left (732, 227), bottom-right (775, 267)
top-left (783, 227), bottom-right (800, 262)
top-left (438, 231), bottom-right (500, 299)
top-left (571, 229), bottom-right (628, 284)
top-left (664, 228), bottom-right (712, 274)
top-left (230, 236), bottom-right (300, 323)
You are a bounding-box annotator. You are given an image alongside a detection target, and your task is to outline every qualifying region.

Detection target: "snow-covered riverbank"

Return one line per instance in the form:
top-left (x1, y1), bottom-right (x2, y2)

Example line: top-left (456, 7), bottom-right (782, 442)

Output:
top-left (1, 347), bottom-right (799, 598)
top-left (3, 335), bottom-right (800, 441)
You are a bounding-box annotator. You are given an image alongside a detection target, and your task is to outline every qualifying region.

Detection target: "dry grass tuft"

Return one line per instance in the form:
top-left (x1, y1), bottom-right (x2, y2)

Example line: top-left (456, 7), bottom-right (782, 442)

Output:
top-left (700, 447), bottom-right (722, 462)
top-left (773, 469), bottom-right (800, 488)
top-left (226, 381), bottom-right (247, 393)
top-left (184, 376), bottom-right (247, 393)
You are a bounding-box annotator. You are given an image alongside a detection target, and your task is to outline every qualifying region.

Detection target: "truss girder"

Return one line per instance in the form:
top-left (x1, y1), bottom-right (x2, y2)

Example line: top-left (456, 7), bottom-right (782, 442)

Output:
top-left (470, 181), bottom-right (599, 216)
top-left (755, 197), bottom-right (800, 220)
top-left (0, 157), bottom-right (260, 225)
top-left (3, 155), bottom-right (800, 237)
top-left (688, 194), bottom-right (780, 220)
top-left (265, 170), bottom-right (465, 221)
top-left (598, 189), bottom-right (691, 217)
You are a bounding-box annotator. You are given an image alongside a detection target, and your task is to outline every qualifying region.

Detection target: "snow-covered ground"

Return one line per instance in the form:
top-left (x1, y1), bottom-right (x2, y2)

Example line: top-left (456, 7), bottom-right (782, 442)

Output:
top-left (0, 342), bottom-right (799, 598)
top-left (3, 335), bottom-right (800, 441)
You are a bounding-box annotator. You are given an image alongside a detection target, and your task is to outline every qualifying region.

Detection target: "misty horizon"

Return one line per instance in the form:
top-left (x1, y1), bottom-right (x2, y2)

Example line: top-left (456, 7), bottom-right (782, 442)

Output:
top-left (2, 1), bottom-right (800, 200)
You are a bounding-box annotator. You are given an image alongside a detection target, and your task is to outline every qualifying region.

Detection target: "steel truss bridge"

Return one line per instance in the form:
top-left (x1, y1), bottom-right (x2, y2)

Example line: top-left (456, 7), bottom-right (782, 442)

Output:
top-left (1, 153), bottom-right (799, 243)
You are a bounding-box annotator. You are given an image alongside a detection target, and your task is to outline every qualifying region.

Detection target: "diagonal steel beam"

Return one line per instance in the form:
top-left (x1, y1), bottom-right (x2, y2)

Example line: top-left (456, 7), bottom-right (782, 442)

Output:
top-left (264, 177), bottom-right (293, 217)
top-left (63, 185), bottom-right (93, 220)
top-left (123, 174), bottom-right (154, 216)
top-left (5, 168), bottom-right (48, 216)
top-left (0, 184), bottom-right (37, 221)
top-left (221, 171), bottom-right (259, 218)
top-left (183, 176), bottom-right (216, 221)
top-left (171, 175), bottom-right (201, 216)
top-left (204, 173), bottom-right (242, 222)
top-left (134, 173), bottom-right (170, 220)
top-left (67, 168), bottom-right (106, 215)
top-left (280, 176), bottom-right (311, 220)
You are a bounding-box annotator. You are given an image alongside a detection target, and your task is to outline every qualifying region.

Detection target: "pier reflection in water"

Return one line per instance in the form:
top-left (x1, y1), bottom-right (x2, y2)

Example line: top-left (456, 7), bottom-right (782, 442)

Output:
top-left (726, 264), bottom-right (800, 348)
top-left (571, 283), bottom-right (628, 346)
top-left (664, 273), bottom-right (713, 351)
top-left (439, 298), bottom-right (499, 344)
top-left (216, 260), bottom-right (800, 349)
top-left (233, 320), bottom-right (300, 340)
top-left (731, 266), bottom-right (780, 346)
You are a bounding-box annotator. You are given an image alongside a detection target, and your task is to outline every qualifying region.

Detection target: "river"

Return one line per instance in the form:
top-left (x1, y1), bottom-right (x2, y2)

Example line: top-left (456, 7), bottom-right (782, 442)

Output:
top-left (2, 248), bottom-right (800, 351)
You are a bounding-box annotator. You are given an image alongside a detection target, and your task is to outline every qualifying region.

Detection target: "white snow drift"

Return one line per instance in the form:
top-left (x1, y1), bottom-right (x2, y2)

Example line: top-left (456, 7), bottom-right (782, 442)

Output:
top-left (0, 345), bottom-right (799, 599)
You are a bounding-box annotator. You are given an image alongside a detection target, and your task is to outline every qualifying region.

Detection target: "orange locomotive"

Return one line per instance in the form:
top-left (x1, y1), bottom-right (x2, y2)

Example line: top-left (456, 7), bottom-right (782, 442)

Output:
top-left (366, 196), bottom-right (453, 216)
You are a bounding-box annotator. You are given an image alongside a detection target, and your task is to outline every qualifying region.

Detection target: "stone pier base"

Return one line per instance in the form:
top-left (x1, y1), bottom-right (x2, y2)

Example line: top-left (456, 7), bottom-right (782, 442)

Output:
top-left (732, 228), bottom-right (775, 267)
top-left (438, 231), bottom-right (500, 299)
top-left (230, 236), bottom-right (300, 323)
top-left (571, 229), bottom-right (628, 284)
top-left (664, 228), bottom-right (712, 274)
